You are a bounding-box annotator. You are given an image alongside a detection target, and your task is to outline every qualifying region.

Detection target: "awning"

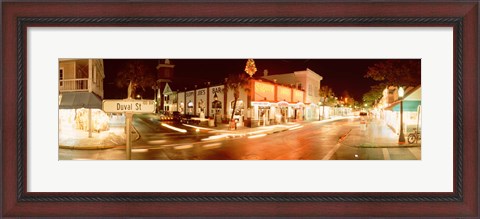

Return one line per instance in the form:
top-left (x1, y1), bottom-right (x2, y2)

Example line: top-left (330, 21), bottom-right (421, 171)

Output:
top-left (59, 92), bottom-right (102, 109)
top-left (386, 100), bottom-right (421, 112)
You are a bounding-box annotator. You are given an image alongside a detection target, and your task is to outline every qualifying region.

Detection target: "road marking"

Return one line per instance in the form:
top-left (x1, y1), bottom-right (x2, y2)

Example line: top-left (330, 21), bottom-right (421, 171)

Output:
top-left (408, 147), bottom-right (421, 160)
top-left (382, 148), bottom-right (391, 160)
top-left (132, 149), bottom-right (148, 153)
top-left (322, 143), bottom-right (343, 160)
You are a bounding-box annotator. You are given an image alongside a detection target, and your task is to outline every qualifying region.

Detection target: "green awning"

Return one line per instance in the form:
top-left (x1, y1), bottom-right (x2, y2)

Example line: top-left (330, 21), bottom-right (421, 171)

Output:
top-left (387, 100), bottom-right (421, 112)
top-left (59, 92), bottom-right (102, 109)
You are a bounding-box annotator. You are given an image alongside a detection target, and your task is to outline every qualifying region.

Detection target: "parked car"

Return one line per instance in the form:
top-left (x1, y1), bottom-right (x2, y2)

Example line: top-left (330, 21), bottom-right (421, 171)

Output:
top-left (179, 114), bottom-right (200, 124)
top-left (172, 111), bottom-right (182, 121)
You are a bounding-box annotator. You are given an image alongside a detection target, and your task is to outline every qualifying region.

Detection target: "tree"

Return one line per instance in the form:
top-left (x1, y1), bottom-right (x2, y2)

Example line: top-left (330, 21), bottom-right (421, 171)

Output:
top-left (115, 60), bottom-right (156, 99)
top-left (319, 85), bottom-right (336, 105)
top-left (224, 73), bottom-right (251, 122)
top-left (340, 90), bottom-right (355, 106)
top-left (362, 84), bottom-right (384, 106)
top-left (319, 85), bottom-right (336, 119)
top-left (364, 60), bottom-right (421, 87)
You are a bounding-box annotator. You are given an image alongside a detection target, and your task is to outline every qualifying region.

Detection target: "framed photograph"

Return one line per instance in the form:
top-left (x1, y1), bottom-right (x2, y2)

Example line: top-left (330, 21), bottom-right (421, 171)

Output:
top-left (2, 1), bottom-right (478, 217)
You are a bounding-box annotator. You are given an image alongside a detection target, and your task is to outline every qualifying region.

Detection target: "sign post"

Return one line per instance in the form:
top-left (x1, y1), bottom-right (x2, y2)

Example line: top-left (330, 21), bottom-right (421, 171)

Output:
top-left (103, 99), bottom-right (155, 160)
top-left (125, 112), bottom-right (132, 159)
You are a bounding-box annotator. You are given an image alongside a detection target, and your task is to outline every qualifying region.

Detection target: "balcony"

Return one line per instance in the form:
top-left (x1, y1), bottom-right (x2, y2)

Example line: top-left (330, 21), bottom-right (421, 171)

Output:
top-left (60, 78), bottom-right (89, 92)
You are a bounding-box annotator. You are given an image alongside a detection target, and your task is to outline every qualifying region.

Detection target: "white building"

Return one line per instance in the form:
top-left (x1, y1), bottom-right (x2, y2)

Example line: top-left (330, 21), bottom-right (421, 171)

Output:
top-left (58, 59), bottom-right (107, 137)
top-left (59, 59), bottom-right (105, 99)
top-left (162, 83), bottom-right (178, 113)
top-left (261, 68), bottom-right (323, 120)
top-left (168, 77), bottom-right (308, 127)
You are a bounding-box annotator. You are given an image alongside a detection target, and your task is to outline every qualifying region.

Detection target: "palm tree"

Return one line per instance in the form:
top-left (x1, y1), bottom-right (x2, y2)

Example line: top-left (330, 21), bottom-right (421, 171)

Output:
top-left (224, 73), bottom-right (251, 123)
top-left (115, 60), bottom-right (156, 99)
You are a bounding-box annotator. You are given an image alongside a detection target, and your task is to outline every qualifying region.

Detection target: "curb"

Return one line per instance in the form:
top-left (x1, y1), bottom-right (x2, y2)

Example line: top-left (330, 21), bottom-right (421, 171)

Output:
top-left (59, 145), bottom-right (116, 150)
top-left (337, 129), bottom-right (352, 143)
top-left (350, 144), bottom-right (421, 148)
top-left (130, 124), bottom-right (141, 141)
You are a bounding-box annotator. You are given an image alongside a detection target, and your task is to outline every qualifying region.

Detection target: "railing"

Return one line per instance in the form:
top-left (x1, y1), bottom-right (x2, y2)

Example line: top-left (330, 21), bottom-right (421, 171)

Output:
top-left (59, 78), bottom-right (89, 92)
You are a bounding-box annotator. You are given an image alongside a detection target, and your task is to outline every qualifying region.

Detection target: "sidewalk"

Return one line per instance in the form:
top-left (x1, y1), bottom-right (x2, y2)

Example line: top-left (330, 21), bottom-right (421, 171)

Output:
top-left (340, 118), bottom-right (421, 148)
top-left (59, 125), bottom-right (139, 150)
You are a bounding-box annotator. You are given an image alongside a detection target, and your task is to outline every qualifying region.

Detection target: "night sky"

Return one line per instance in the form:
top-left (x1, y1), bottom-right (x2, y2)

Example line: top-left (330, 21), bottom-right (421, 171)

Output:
top-left (103, 59), bottom-right (385, 101)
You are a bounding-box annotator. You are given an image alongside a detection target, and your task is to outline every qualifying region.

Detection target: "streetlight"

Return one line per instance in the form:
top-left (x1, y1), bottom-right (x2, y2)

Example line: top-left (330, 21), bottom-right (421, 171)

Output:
top-left (398, 86), bottom-right (405, 144)
top-left (212, 93), bottom-right (221, 127)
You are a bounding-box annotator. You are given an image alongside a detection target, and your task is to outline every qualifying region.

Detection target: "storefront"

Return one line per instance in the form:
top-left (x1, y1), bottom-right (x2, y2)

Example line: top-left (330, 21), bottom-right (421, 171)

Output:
top-left (208, 85), bottom-right (224, 123)
top-left (195, 88), bottom-right (207, 117)
top-left (383, 86), bottom-right (422, 135)
top-left (185, 91), bottom-right (195, 115)
top-left (307, 103), bottom-right (318, 120)
top-left (177, 92), bottom-right (185, 114)
top-left (251, 101), bottom-right (272, 126)
top-left (277, 101), bottom-right (290, 122)
top-left (292, 102), bottom-right (305, 121)
top-left (247, 81), bottom-right (308, 126)
top-left (385, 100), bottom-right (421, 134)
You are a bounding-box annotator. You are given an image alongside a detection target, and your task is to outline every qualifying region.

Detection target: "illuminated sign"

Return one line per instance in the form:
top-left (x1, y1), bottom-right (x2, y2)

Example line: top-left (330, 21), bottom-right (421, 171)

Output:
top-left (277, 101), bottom-right (289, 107)
top-left (186, 91), bottom-right (194, 97)
top-left (211, 86), bottom-right (223, 94)
top-left (254, 81), bottom-right (274, 101)
top-left (251, 101), bottom-right (271, 107)
top-left (277, 86), bottom-right (291, 102)
top-left (196, 89), bottom-right (206, 96)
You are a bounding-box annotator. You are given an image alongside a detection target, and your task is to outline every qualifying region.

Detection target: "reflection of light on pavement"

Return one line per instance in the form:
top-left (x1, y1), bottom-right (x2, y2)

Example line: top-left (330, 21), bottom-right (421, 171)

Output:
top-left (312, 116), bottom-right (354, 124)
top-left (161, 123), bottom-right (187, 133)
top-left (147, 139), bottom-right (167, 144)
top-left (203, 142), bottom-right (222, 149)
top-left (288, 125), bottom-right (304, 131)
top-left (248, 134), bottom-right (267, 139)
top-left (182, 124), bottom-right (215, 131)
top-left (174, 144), bottom-right (193, 150)
top-left (202, 134), bottom-right (228, 141)
top-left (132, 149), bottom-right (148, 153)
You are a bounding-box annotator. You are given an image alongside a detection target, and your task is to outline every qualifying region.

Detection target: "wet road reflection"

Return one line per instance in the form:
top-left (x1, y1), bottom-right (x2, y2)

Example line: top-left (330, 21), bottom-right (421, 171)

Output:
top-left (59, 117), bottom-right (420, 160)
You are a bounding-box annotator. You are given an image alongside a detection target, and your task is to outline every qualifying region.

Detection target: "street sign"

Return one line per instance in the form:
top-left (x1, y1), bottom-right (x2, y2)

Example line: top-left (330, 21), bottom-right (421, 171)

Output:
top-left (102, 99), bottom-right (155, 113)
top-left (102, 99), bottom-right (156, 160)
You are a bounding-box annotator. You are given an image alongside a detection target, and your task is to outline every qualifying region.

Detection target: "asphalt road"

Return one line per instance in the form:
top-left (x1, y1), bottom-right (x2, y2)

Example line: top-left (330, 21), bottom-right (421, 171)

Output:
top-left (59, 116), bottom-right (420, 160)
